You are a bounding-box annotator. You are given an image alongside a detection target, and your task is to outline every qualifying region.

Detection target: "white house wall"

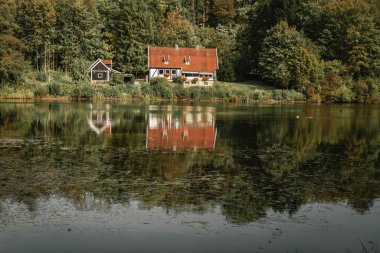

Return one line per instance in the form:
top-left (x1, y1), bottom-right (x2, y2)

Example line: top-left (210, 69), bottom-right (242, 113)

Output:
top-left (149, 68), bottom-right (159, 79)
top-left (149, 68), bottom-right (182, 79)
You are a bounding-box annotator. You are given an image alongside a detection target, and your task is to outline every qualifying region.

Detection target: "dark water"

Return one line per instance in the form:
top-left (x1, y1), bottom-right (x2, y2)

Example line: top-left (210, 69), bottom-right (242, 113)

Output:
top-left (0, 101), bottom-right (379, 253)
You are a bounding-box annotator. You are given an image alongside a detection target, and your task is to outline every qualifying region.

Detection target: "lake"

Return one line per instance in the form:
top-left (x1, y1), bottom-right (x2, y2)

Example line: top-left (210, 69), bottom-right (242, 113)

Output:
top-left (0, 101), bottom-right (379, 253)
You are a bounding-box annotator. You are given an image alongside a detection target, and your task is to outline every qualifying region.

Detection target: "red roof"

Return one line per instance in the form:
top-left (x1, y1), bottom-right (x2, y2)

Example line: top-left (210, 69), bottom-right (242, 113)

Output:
top-left (147, 126), bottom-right (216, 149)
top-left (149, 47), bottom-right (218, 73)
top-left (102, 60), bottom-right (112, 65)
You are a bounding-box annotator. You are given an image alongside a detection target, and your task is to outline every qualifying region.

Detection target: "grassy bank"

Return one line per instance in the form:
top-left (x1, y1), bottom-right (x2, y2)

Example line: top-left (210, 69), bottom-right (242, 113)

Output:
top-left (0, 75), bottom-right (378, 104)
top-left (0, 77), bottom-right (307, 103)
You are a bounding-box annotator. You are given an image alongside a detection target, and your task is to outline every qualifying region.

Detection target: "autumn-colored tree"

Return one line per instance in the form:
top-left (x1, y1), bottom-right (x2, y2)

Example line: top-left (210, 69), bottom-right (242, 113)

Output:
top-left (209, 0), bottom-right (236, 26)
top-left (160, 10), bottom-right (199, 48)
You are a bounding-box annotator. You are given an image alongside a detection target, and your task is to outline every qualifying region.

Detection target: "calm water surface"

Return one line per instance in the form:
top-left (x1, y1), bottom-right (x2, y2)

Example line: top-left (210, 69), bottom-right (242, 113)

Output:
top-left (0, 102), bottom-right (379, 252)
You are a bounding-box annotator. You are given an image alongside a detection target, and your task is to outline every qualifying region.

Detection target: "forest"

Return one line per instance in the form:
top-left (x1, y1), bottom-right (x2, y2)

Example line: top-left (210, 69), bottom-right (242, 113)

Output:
top-left (0, 0), bottom-right (380, 102)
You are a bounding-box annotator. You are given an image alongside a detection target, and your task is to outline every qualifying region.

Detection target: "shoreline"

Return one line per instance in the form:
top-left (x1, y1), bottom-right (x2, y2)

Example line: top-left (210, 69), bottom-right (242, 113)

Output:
top-left (1, 96), bottom-right (378, 104)
top-left (0, 96), bottom-right (311, 104)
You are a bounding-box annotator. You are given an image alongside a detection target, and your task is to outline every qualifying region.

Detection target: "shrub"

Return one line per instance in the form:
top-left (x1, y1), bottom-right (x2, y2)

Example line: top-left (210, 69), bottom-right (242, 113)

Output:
top-left (202, 76), bottom-right (209, 81)
top-left (99, 85), bottom-right (120, 98)
top-left (326, 85), bottom-right (355, 103)
top-left (123, 74), bottom-right (135, 85)
top-left (112, 74), bottom-right (135, 85)
top-left (151, 83), bottom-right (173, 99)
top-left (271, 90), bottom-right (283, 100)
top-left (34, 84), bottom-right (49, 97)
top-left (48, 82), bottom-right (62, 97)
top-left (172, 76), bottom-right (183, 84)
top-left (71, 83), bottom-right (95, 99)
top-left (141, 84), bottom-right (154, 98)
top-left (51, 70), bottom-right (73, 84)
top-left (150, 77), bottom-right (170, 86)
top-left (248, 90), bottom-right (266, 101)
top-left (36, 71), bottom-right (47, 82)
top-left (193, 77), bottom-right (199, 82)
top-left (282, 89), bottom-right (306, 101)
top-left (172, 83), bottom-right (185, 98)
top-left (353, 80), bottom-right (369, 103)
top-left (188, 87), bottom-right (217, 99)
top-left (270, 89), bottom-right (305, 101)
top-left (0, 85), bottom-right (34, 98)
top-left (112, 74), bottom-right (125, 85)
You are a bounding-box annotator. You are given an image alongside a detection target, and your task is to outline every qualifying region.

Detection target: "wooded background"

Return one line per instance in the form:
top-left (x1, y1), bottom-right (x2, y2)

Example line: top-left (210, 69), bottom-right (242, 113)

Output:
top-left (1, 0), bottom-right (380, 101)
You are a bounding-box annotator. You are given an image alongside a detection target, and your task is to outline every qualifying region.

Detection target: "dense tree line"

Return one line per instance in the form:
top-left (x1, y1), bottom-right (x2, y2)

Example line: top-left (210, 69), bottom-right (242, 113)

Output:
top-left (0, 0), bottom-right (379, 102)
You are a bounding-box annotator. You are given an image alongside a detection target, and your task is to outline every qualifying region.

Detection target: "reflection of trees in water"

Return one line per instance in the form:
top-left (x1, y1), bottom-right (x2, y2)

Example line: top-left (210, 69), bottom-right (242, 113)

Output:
top-left (0, 103), bottom-right (379, 224)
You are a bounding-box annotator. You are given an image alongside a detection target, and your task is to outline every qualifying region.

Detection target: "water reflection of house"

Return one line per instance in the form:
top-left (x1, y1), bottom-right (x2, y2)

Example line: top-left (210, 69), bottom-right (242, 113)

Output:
top-left (146, 106), bottom-right (217, 150)
top-left (88, 104), bottom-right (112, 135)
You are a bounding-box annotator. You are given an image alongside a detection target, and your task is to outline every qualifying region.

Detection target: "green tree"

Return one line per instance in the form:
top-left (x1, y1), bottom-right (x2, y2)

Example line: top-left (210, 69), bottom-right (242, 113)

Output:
top-left (0, 0), bottom-right (26, 85)
top-left (160, 10), bottom-right (200, 48)
top-left (15, 0), bottom-right (55, 73)
top-left (0, 34), bottom-right (26, 85)
top-left (258, 21), bottom-right (322, 88)
top-left (109, 0), bottom-right (157, 75)
top-left (209, 0), bottom-right (236, 26)
top-left (55, 1), bottom-right (104, 75)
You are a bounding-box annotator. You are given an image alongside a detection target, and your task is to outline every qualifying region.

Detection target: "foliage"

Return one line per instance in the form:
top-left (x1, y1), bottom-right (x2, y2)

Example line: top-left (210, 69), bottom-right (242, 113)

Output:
top-left (148, 78), bottom-right (174, 99)
top-left (1, 0), bottom-right (380, 103)
top-left (0, 34), bottom-right (26, 85)
top-left (149, 77), bottom-right (170, 86)
top-left (109, 0), bottom-right (156, 75)
top-left (112, 74), bottom-right (135, 85)
top-left (160, 10), bottom-right (199, 48)
top-left (71, 83), bottom-right (95, 99)
top-left (325, 85), bottom-right (355, 103)
top-left (271, 89), bottom-right (306, 101)
top-left (259, 21), bottom-right (322, 89)
top-left (33, 84), bottom-right (49, 97)
top-left (172, 76), bottom-right (184, 84)
top-left (209, 0), bottom-right (236, 26)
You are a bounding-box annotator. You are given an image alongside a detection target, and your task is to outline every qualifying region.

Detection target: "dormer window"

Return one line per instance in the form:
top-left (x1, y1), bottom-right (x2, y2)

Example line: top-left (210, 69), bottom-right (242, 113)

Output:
top-left (184, 56), bottom-right (191, 65)
top-left (163, 55), bottom-right (169, 64)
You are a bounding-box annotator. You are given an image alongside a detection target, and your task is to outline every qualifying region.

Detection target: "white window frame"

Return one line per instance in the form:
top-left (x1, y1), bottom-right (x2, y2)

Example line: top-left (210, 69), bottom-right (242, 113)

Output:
top-left (98, 72), bottom-right (104, 78)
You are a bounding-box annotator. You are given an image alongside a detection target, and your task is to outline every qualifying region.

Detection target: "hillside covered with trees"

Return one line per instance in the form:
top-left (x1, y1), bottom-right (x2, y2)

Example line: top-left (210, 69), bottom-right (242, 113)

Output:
top-left (0, 0), bottom-right (380, 102)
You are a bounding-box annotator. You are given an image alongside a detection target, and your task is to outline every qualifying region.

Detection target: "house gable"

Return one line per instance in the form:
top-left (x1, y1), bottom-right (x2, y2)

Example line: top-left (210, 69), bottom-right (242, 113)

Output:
top-left (88, 59), bottom-right (122, 83)
top-left (93, 61), bottom-right (109, 71)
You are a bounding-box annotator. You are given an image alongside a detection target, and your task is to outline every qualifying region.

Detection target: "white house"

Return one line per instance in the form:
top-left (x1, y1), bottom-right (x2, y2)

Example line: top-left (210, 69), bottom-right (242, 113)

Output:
top-left (148, 46), bottom-right (219, 87)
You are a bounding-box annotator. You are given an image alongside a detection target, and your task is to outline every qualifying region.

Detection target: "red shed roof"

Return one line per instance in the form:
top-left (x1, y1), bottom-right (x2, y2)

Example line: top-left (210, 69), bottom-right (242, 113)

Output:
top-left (149, 47), bottom-right (218, 73)
top-left (102, 60), bottom-right (112, 65)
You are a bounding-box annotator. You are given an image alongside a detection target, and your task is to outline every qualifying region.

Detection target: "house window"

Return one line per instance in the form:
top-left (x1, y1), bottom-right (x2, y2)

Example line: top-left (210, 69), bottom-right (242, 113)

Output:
top-left (204, 81), bottom-right (208, 86)
top-left (159, 69), bottom-right (164, 75)
top-left (171, 69), bottom-right (176, 75)
top-left (163, 55), bottom-right (169, 64)
top-left (98, 73), bottom-right (104, 78)
top-left (184, 56), bottom-right (191, 65)
top-left (165, 69), bottom-right (170, 74)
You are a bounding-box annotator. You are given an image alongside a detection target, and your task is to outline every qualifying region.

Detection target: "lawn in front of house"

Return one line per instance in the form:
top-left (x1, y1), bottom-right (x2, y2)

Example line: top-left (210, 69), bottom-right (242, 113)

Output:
top-left (217, 79), bottom-right (275, 92)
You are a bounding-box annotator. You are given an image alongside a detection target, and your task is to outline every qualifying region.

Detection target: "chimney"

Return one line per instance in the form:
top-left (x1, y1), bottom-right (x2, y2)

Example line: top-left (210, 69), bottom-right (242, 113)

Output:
top-left (175, 44), bottom-right (179, 50)
top-left (196, 45), bottom-right (200, 50)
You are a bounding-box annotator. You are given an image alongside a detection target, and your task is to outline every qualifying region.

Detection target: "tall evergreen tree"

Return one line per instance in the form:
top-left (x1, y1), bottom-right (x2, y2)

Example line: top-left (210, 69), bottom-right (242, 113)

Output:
top-left (110, 0), bottom-right (157, 75)
top-left (0, 0), bottom-right (26, 85)
top-left (54, 1), bottom-right (104, 75)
